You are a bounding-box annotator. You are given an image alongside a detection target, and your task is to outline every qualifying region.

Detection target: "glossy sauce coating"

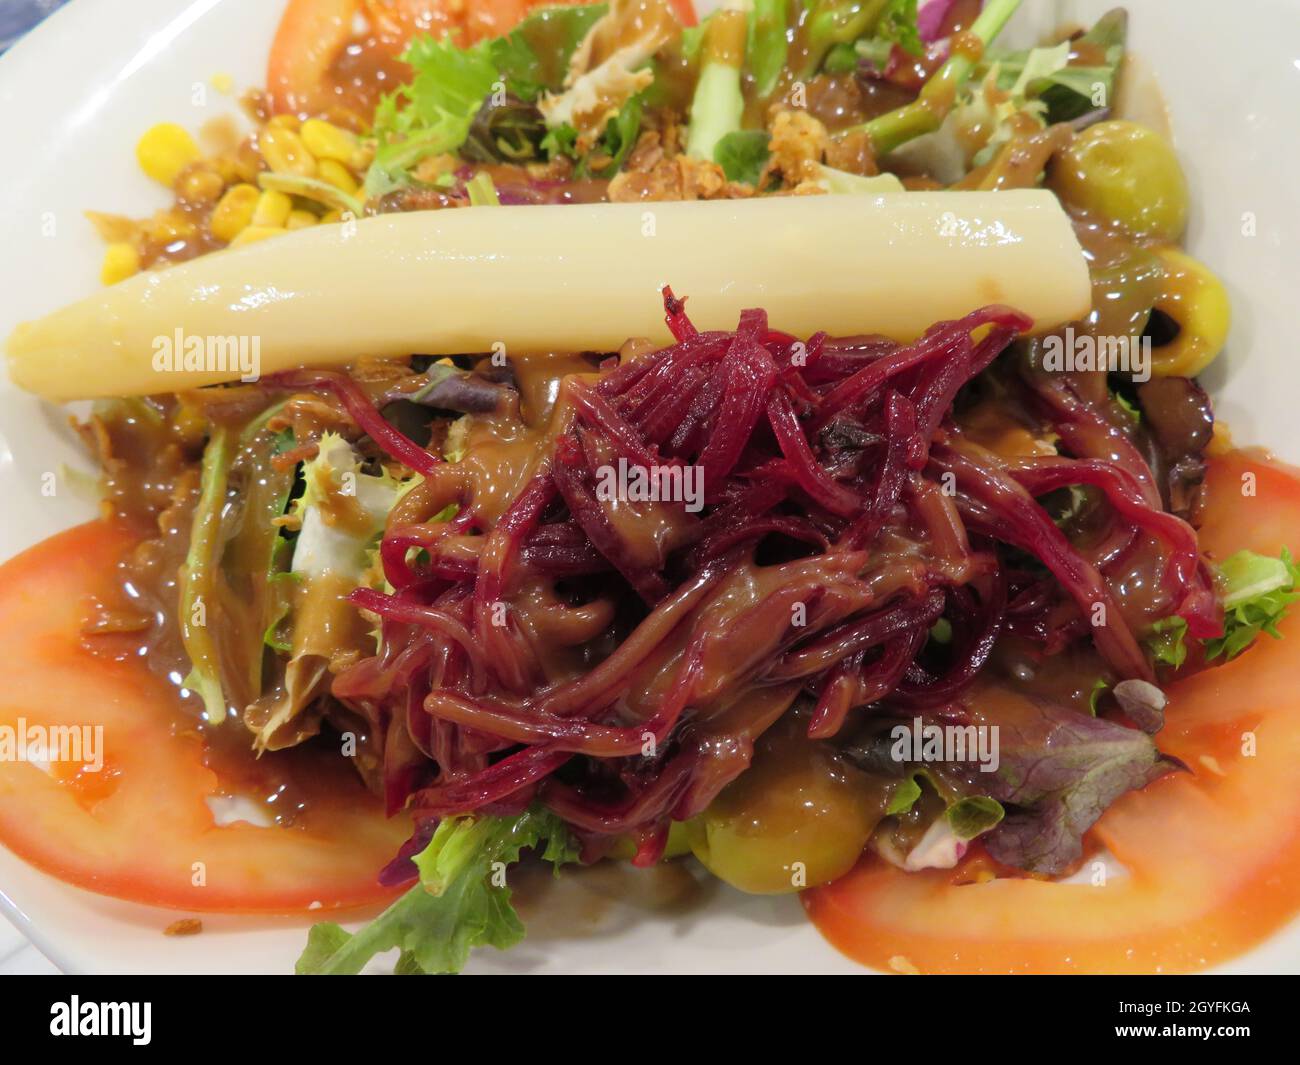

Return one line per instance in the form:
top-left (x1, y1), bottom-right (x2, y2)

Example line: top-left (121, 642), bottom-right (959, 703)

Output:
top-left (806, 451), bottom-right (1300, 974)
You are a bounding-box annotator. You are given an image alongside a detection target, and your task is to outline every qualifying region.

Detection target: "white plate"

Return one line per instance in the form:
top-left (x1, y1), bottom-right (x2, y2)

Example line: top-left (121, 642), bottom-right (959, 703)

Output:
top-left (0, 0), bottom-right (1297, 974)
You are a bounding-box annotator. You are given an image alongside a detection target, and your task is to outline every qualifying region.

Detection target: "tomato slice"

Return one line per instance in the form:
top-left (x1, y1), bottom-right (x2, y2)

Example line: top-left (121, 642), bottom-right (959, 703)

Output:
top-left (267, 0), bottom-right (363, 116)
top-left (0, 521), bottom-right (408, 914)
top-left (805, 449), bottom-right (1300, 973)
top-left (267, 0), bottom-right (689, 116)
top-left (664, 0), bottom-right (698, 28)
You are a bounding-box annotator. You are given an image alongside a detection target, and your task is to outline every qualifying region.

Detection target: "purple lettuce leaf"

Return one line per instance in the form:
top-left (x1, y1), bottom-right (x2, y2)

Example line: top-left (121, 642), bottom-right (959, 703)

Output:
top-left (980, 698), bottom-right (1183, 875)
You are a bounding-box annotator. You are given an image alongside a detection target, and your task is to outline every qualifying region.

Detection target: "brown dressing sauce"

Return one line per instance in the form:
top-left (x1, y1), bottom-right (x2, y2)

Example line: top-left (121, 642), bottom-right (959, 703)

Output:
top-left (82, 392), bottom-right (374, 827)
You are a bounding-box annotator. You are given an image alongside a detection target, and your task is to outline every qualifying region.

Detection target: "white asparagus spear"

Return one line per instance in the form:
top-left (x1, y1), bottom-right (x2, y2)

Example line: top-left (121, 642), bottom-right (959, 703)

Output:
top-left (6, 193), bottom-right (1090, 401)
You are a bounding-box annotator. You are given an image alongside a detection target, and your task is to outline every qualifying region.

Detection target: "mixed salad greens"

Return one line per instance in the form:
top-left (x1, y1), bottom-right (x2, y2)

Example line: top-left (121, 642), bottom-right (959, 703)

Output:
top-left (355, 0), bottom-right (1130, 201)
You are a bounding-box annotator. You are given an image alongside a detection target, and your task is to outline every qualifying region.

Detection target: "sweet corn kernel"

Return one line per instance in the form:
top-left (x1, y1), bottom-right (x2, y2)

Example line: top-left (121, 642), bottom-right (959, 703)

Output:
top-left (144, 210), bottom-right (197, 244)
top-left (136, 123), bottom-right (201, 187)
top-left (177, 165), bottom-right (225, 205)
top-left (267, 113), bottom-right (301, 131)
top-left (300, 118), bottom-right (360, 164)
top-left (285, 209), bottom-right (319, 230)
top-left (320, 209), bottom-right (344, 224)
top-left (349, 142), bottom-right (375, 172)
top-left (213, 156), bottom-right (242, 185)
top-left (210, 183), bottom-right (260, 242)
top-left (233, 139), bottom-right (264, 183)
top-left (259, 126), bottom-right (317, 177)
top-left (252, 188), bottom-right (293, 228)
top-left (317, 158), bottom-right (359, 195)
top-left (229, 225), bottom-right (286, 247)
top-left (101, 242), bottom-right (140, 285)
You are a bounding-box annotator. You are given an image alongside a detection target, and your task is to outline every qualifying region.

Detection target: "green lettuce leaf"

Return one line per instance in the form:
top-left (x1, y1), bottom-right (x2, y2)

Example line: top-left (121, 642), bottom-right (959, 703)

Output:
top-left (490, 4), bottom-right (608, 100)
top-left (989, 8), bottom-right (1126, 123)
top-left (713, 129), bottom-right (771, 184)
top-left (1206, 548), bottom-right (1300, 660)
top-left (543, 95), bottom-right (643, 177)
top-left (365, 7), bottom-right (609, 195)
top-left (853, 0), bottom-right (923, 71)
top-left (297, 808), bottom-right (576, 975)
top-left (882, 772), bottom-right (1001, 840)
top-left (598, 94), bottom-right (644, 175)
top-left (366, 35), bottom-right (499, 196)
top-left (945, 795), bottom-right (1005, 841)
top-left (886, 774), bottom-right (923, 815)
top-left (1147, 615), bottom-right (1188, 668)
top-left (1145, 548), bottom-right (1299, 667)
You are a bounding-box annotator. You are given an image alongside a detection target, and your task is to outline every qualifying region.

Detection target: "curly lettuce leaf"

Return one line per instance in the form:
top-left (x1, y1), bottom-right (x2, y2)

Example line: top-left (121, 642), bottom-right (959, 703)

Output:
top-left (1145, 548), bottom-right (1299, 667)
top-left (366, 36), bottom-right (498, 196)
top-left (298, 809), bottom-right (577, 975)
top-left (881, 3), bottom-right (1111, 179)
top-left (367, 7), bottom-right (605, 194)
top-left (1207, 548), bottom-right (1300, 660)
top-left (988, 7), bottom-right (1127, 123)
top-left (291, 432), bottom-right (403, 582)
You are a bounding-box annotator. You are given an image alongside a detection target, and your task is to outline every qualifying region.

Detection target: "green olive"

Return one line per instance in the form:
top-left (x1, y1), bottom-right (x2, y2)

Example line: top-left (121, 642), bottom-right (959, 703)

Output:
top-left (687, 729), bottom-right (887, 895)
top-left (1049, 120), bottom-right (1189, 241)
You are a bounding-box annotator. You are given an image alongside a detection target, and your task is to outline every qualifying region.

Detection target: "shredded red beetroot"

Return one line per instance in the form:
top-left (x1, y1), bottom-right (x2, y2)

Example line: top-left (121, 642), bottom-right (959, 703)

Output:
top-left (327, 290), bottom-right (1218, 869)
top-left (268, 368), bottom-right (442, 476)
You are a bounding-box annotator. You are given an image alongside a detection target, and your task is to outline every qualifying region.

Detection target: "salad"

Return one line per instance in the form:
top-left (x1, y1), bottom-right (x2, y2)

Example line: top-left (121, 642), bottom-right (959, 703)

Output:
top-left (2, 0), bottom-right (1299, 977)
